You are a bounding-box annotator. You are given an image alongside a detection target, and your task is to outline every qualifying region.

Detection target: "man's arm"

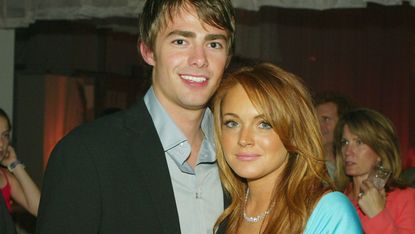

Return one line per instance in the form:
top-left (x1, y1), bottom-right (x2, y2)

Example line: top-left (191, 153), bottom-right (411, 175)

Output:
top-left (36, 130), bottom-right (101, 234)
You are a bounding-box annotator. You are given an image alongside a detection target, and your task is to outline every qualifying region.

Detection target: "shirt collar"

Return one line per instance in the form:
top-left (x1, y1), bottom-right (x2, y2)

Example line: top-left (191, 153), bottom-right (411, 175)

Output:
top-left (143, 86), bottom-right (215, 160)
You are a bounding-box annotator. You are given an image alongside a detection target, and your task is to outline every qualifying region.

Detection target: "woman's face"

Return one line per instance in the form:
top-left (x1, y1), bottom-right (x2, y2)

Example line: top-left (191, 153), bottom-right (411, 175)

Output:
top-left (220, 84), bottom-right (288, 184)
top-left (0, 116), bottom-right (10, 160)
top-left (341, 124), bottom-right (380, 179)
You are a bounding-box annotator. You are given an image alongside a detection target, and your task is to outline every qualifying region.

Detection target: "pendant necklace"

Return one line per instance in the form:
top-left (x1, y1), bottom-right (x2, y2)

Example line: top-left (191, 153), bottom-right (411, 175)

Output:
top-left (243, 188), bottom-right (274, 223)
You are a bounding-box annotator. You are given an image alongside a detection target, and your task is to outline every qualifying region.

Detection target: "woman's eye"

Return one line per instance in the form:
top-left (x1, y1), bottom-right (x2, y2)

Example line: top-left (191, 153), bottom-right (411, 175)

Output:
top-left (1, 133), bottom-right (10, 140)
top-left (258, 121), bottom-right (272, 129)
top-left (356, 139), bottom-right (363, 145)
top-left (340, 139), bottom-right (348, 146)
top-left (223, 120), bottom-right (238, 128)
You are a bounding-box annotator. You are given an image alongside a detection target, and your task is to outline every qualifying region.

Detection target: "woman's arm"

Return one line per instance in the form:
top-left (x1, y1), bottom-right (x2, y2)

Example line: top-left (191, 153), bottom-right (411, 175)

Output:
top-left (359, 186), bottom-right (415, 234)
top-left (2, 146), bottom-right (40, 216)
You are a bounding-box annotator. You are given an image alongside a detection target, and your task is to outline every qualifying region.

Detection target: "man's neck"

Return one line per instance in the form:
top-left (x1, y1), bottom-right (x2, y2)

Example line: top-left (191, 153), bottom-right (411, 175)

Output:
top-left (168, 106), bottom-right (205, 140)
top-left (152, 87), bottom-right (206, 140)
top-left (164, 104), bottom-right (206, 168)
top-left (324, 143), bottom-right (335, 162)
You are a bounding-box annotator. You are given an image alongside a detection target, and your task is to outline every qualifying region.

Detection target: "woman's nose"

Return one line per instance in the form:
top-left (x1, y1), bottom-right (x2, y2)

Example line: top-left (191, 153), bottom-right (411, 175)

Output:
top-left (343, 144), bottom-right (354, 156)
top-left (238, 128), bottom-right (254, 147)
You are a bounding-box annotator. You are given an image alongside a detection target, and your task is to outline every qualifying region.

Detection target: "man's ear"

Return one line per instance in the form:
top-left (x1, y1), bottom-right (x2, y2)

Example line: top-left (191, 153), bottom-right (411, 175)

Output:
top-left (139, 41), bottom-right (155, 66)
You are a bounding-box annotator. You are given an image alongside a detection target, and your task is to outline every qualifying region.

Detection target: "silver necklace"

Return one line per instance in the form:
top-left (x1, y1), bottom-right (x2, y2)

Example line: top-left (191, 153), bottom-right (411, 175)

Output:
top-left (243, 188), bottom-right (273, 223)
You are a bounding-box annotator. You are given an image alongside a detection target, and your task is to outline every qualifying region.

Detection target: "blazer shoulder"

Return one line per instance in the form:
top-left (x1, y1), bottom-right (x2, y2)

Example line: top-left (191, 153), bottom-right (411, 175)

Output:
top-left (55, 100), bottom-right (153, 147)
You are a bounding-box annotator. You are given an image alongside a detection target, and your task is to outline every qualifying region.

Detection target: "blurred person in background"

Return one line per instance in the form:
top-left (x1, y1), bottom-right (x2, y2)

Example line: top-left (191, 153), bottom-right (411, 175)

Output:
top-left (334, 108), bottom-right (415, 234)
top-left (0, 108), bottom-right (40, 217)
top-left (314, 91), bottom-right (356, 178)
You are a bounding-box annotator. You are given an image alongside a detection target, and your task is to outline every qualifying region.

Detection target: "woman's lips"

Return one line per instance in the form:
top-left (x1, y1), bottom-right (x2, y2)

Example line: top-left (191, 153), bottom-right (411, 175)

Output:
top-left (345, 161), bottom-right (356, 167)
top-left (236, 153), bottom-right (260, 161)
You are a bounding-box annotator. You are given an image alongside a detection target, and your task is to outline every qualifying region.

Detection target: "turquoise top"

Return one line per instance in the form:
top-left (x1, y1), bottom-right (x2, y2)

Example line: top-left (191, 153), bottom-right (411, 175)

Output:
top-left (304, 191), bottom-right (363, 234)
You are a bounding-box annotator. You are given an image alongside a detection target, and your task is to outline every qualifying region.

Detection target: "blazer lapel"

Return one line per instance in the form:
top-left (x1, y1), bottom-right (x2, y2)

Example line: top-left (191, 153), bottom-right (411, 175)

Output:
top-left (124, 101), bottom-right (181, 234)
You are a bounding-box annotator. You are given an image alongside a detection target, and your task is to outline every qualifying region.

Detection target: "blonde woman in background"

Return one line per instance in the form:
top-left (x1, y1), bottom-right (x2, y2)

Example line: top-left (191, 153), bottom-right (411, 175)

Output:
top-left (334, 108), bottom-right (415, 233)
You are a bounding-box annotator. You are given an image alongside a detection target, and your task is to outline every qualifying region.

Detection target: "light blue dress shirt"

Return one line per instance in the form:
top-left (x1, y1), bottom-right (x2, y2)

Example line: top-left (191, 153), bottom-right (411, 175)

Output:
top-left (144, 87), bottom-right (223, 234)
top-left (304, 191), bottom-right (363, 233)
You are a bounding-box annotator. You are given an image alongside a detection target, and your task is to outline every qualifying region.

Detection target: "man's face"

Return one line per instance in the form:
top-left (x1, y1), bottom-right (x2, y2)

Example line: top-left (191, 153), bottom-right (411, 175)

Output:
top-left (316, 102), bottom-right (339, 146)
top-left (140, 6), bottom-right (230, 112)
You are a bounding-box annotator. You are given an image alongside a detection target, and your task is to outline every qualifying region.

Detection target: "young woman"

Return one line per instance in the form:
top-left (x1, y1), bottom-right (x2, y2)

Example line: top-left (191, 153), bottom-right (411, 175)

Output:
top-left (334, 108), bottom-right (415, 234)
top-left (0, 108), bottom-right (40, 216)
top-left (212, 63), bottom-right (362, 233)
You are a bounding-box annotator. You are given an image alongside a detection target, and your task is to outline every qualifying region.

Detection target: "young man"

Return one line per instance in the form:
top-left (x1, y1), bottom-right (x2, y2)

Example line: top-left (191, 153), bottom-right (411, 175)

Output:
top-left (314, 91), bottom-right (356, 178)
top-left (35, 0), bottom-right (235, 233)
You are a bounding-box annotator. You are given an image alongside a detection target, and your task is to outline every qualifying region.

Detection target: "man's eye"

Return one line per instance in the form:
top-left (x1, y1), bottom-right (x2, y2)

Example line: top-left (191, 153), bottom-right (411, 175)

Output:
top-left (173, 39), bottom-right (186, 45)
top-left (259, 121), bottom-right (272, 129)
top-left (208, 42), bottom-right (223, 49)
top-left (223, 120), bottom-right (238, 128)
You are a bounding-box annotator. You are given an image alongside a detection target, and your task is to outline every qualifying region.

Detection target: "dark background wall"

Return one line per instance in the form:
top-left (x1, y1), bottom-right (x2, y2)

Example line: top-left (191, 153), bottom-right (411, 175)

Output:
top-left (9, 3), bottom-right (415, 233)
top-left (13, 2), bottom-right (415, 190)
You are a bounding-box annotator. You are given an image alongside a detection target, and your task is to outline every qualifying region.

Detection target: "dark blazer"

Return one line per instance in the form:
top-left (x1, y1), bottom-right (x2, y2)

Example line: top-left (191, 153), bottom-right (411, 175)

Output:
top-left (0, 194), bottom-right (16, 234)
top-left (36, 100), bottom-right (182, 233)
